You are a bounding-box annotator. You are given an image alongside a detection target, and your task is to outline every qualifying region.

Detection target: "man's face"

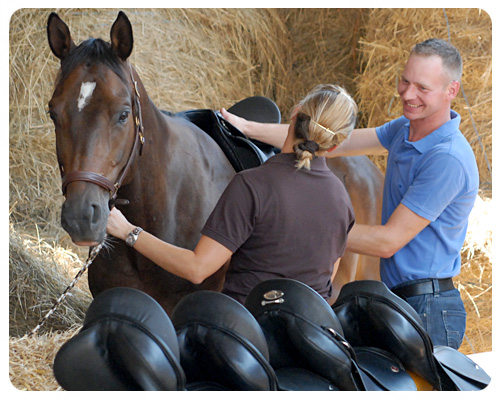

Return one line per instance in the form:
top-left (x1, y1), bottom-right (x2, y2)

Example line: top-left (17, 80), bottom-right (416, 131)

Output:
top-left (398, 54), bottom-right (457, 123)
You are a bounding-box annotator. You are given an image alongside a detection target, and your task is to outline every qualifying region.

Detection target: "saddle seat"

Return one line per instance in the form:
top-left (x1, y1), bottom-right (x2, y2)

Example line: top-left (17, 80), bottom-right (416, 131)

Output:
top-left (332, 280), bottom-right (491, 391)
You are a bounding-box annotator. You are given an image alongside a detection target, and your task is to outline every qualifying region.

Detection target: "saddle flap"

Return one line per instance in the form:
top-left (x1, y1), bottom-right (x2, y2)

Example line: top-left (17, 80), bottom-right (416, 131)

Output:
top-left (54, 287), bottom-right (186, 391)
top-left (354, 347), bottom-right (417, 391)
top-left (53, 324), bottom-right (138, 390)
top-left (246, 279), bottom-right (365, 391)
top-left (333, 280), bottom-right (442, 389)
top-left (106, 322), bottom-right (186, 390)
top-left (285, 313), bottom-right (364, 390)
top-left (275, 368), bottom-right (339, 391)
top-left (172, 291), bottom-right (277, 390)
top-left (178, 109), bottom-right (275, 172)
top-left (433, 346), bottom-right (491, 390)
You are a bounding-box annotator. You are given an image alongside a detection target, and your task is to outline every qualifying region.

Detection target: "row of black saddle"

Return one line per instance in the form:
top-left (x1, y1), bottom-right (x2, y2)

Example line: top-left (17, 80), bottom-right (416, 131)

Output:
top-left (53, 279), bottom-right (490, 391)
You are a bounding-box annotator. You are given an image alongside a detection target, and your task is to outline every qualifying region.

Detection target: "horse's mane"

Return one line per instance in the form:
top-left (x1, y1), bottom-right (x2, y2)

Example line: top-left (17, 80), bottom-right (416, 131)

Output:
top-left (58, 38), bottom-right (128, 84)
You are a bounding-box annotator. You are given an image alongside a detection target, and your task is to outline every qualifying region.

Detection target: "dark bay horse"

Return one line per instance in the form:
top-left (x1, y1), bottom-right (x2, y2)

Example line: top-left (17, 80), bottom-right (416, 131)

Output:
top-left (47, 11), bottom-right (383, 313)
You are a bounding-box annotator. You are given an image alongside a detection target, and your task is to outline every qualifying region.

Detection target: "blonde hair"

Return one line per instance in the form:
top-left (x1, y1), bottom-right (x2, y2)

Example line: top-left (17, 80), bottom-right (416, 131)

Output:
top-left (293, 84), bottom-right (357, 170)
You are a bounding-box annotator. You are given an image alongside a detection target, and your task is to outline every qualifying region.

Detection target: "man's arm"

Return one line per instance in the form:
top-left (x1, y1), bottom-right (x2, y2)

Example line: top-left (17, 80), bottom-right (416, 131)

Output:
top-left (346, 203), bottom-right (430, 258)
top-left (327, 128), bottom-right (387, 158)
top-left (221, 108), bottom-right (387, 157)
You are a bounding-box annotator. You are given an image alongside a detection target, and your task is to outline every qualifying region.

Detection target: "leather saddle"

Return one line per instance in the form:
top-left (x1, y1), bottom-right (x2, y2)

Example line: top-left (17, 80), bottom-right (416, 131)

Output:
top-left (332, 280), bottom-right (491, 391)
top-left (53, 287), bottom-right (185, 390)
top-left (53, 280), bottom-right (491, 391)
top-left (176, 96), bottom-right (280, 172)
top-left (172, 290), bottom-right (278, 390)
top-left (245, 278), bottom-right (416, 391)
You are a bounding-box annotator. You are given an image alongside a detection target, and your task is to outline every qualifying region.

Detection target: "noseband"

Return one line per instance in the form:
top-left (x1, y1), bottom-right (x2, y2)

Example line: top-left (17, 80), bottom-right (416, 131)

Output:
top-left (60, 64), bottom-right (145, 207)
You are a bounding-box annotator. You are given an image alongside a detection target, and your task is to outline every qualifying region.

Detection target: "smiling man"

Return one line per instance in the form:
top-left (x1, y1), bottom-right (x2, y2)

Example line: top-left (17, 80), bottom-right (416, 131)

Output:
top-left (220, 38), bottom-right (479, 349)
top-left (328, 38), bottom-right (479, 349)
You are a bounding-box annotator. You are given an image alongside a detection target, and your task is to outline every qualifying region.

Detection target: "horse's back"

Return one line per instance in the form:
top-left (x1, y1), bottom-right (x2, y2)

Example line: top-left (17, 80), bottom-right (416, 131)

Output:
top-left (327, 156), bottom-right (384, 299)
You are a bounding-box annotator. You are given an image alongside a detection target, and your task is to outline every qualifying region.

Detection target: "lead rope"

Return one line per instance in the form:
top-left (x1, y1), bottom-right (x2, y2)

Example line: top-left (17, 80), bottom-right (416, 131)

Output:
top-left (28, 242), bottom-right (104, 337)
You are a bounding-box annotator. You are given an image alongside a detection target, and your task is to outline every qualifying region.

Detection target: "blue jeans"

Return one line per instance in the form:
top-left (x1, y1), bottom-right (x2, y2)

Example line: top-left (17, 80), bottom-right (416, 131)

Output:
top-left (404, 288), bottom-right (466, 349)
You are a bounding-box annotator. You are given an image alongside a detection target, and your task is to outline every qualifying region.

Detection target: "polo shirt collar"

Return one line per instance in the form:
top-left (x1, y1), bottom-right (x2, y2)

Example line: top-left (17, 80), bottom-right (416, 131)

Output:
top-left (268, 152), bottom-right (330, 171)
top-left (404, 110), bottom-right (461, 153)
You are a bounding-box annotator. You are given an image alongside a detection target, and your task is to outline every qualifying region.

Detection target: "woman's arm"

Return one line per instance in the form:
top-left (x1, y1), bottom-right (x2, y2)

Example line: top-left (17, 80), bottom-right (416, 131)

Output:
top-left (220, 109), bottom-right (387, 157)
top-left (220, 108), bottom-right (289, 149)
top-left (106, 208), bottom-right (233, 284)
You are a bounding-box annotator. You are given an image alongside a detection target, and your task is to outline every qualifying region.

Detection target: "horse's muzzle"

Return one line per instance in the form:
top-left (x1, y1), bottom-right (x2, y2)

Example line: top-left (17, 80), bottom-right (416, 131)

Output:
top-left (61, 183), bottom-right (110, 245)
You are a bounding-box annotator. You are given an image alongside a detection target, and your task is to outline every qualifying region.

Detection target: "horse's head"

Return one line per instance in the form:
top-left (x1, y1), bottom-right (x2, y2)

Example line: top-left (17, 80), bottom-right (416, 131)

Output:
top-left (47, 12), bottom-right (143, 246)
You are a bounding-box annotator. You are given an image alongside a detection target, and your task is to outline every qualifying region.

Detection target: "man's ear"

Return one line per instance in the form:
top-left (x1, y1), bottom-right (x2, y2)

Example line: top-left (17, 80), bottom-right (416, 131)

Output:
top-left (448, 80), bottom-right (461, 99)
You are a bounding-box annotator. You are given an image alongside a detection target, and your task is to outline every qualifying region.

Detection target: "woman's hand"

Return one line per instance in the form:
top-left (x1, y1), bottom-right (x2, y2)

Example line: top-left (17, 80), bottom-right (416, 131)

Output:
top-left (220, 108), bottom-right (249, 134)
top-left (106, 207), bottom-right (136, 241)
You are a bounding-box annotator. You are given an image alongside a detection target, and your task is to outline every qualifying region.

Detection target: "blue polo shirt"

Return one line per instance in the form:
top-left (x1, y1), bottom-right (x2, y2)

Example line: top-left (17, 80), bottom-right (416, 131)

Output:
top-left (375, 111), bottom-right (479, 288)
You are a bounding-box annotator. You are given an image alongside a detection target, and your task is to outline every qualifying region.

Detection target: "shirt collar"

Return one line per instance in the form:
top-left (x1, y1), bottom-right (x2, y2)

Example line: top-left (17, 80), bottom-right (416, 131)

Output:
top-left (405, 110), bottom-right (461, 153)
top-left (267, 152), bottom-right (331, 171)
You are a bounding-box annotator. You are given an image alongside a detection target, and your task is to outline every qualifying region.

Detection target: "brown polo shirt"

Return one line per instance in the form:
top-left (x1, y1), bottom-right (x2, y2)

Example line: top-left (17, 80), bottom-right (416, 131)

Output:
top-left (201, 152), bottom-right (355, 304)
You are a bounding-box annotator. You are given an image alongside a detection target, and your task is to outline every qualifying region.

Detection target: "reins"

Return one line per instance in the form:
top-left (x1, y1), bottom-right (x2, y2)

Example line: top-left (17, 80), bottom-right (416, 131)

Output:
top-left (28, 242), bottom-right (104, 337)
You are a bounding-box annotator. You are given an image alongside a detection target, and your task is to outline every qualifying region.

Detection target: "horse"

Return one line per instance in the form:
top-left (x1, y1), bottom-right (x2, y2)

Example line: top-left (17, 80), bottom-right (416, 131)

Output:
top-left (47, 11), bottom-right (383, 314)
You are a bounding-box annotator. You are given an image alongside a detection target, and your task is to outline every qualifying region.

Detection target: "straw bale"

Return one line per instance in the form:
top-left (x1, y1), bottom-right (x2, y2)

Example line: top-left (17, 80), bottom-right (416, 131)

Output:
top-left (274, 9), bottom-right (368, 117)
top-left (455, 196), bottom-right (492, 355)
top-left (9, 328), bottom-right (79, 390)
top-left (355, 9), bottom-right (492, 191)
top-left (9, 224), bottom-right (92, 337)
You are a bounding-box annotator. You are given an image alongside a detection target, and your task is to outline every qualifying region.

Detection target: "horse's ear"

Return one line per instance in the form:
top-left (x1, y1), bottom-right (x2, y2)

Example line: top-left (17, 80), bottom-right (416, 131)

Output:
top-left (47, 13), bottom-right (75, 61)
top-left (110, 11), bottom-right (133, 61)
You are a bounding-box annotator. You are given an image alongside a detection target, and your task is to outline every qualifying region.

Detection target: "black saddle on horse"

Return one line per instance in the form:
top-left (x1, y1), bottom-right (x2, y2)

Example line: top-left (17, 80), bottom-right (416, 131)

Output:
top-left (177, 96), bottom-right (280, 172)
top-left (332, 280), bottom-right (491, 391)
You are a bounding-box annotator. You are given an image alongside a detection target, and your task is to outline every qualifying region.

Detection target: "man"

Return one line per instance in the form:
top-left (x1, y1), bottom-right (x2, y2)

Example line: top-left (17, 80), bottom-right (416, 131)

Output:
top-left (221, 39), bottom-right (478, 349)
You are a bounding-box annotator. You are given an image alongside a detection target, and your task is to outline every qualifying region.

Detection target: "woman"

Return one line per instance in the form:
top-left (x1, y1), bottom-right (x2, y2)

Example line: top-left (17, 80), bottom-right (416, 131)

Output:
top-left (107, 84), bottom-right (356, 305)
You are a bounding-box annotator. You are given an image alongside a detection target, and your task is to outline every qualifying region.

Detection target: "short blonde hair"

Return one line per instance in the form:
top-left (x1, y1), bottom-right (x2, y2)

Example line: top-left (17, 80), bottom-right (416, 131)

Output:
top-left (293, 84), bottom-right (357, 170)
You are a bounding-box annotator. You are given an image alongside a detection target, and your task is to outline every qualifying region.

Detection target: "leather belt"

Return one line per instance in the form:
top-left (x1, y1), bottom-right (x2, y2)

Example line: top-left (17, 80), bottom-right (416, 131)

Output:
top-left (391, 278), bottom-right (455, 299)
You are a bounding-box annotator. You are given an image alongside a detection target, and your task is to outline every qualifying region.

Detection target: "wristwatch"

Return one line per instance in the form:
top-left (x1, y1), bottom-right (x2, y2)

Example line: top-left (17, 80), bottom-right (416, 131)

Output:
top-left (125, 227), bottom-right (143, 247)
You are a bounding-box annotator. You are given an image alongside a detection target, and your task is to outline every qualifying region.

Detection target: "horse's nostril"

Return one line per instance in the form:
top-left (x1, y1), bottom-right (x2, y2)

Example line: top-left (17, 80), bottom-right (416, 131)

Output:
top-left (91, 204), bottom-right (101, 225)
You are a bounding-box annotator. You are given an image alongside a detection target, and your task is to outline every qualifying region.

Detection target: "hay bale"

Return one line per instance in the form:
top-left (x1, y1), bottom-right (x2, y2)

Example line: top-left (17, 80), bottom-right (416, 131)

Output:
top-left (9, 329), bottom-right (79, 390)
top-left (9, 224), bottom-right (92, 337)
top-left (455, 196), bottom-right (492, 354)
top-left (273, 9), bottom-right (368, 117)
top-left (355, 8), bottom-right (492, 190)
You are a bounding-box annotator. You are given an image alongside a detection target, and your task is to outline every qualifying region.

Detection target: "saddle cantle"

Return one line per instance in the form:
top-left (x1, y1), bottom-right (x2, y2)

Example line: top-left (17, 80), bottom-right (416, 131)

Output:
top-left (332, 280), bottom-right (491, 391)
top-left (53, 287), bottom-right (185, 391)
top-left (171, 290), bottom-right (278, 390)
top-left (177, 96), bottom-right (281, 172)
top-left (245, 278), bottom-right (416, 391)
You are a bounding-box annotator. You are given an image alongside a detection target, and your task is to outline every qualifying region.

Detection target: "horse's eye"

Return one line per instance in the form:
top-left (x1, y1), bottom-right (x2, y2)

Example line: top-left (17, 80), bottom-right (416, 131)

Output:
top-left (119, 111), bottom-right (129, 123)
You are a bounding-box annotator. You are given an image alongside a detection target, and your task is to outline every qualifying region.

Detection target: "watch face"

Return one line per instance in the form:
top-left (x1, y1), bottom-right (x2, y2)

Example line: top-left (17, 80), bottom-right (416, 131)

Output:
top-left (126, 233), bottom-right (135, 246)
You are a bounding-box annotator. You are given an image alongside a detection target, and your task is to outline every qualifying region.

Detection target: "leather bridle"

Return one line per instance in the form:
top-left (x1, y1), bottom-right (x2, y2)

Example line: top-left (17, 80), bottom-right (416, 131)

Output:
top-left (60, 64), bottom-right (145, 207)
